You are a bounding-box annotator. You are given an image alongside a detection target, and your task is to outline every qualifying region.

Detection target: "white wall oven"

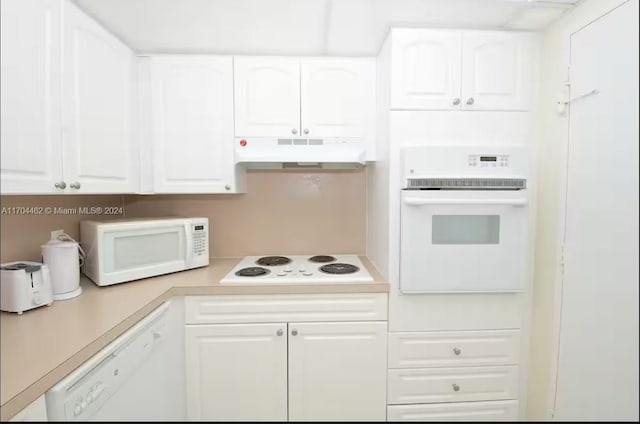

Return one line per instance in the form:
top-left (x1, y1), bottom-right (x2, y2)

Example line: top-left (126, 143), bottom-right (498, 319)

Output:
top-left (400, 145), bottom-right (528, 293)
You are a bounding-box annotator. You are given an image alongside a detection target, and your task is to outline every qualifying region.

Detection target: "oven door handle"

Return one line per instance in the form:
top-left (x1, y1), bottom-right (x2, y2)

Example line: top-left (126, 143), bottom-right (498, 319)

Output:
top-left (403, 198), bottom-right (528, 207)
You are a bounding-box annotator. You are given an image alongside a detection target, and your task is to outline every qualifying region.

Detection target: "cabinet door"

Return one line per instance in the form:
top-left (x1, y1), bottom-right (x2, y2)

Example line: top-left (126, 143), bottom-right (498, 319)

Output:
top-left (391, 29), bottom-right (462, 110)
top-left (288, 321), bottom-right (387, 421)
top-left (1, 0), bottom-right (63, 194)
top-left (150, 56), bottom-right (235, 193)
top-left (300, 58), bottom-right (375, 138)
top-left (62, 1), bottom-right (137, 193)
top-left (185, 323), bottom-right (288, 421)
top-left (461, 31), bottom-right (533, 111)
top-left (234, 56), bottom-right (300, 137)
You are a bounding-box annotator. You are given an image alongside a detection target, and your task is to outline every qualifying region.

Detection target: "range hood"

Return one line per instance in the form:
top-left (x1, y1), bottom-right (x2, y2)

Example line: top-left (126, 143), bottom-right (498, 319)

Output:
top-left (234, 137), bottom-right (369, 169)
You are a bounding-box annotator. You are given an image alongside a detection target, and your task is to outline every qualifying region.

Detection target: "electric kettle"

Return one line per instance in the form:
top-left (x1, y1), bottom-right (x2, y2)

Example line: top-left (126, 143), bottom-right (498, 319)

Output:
top-left (41, 232), bottom-right (85, 300)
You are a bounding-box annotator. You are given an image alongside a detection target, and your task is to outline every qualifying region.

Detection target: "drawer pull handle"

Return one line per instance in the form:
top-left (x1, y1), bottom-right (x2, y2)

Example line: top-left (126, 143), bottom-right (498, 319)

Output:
top-left (453, 347), bottom-right (461, 356)
top-left (452, 383), bottom-right (460, 392)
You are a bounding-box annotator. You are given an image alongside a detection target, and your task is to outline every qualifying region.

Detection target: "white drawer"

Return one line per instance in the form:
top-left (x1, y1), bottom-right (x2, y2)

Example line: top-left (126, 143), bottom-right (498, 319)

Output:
top-left (388, 330), bottom-right (520, 368)
top-left (388, 365), bottom-right (518, 405)
top-left (184, 293), bottom-right (388, 324)
top-left (387, 400), bottom-right (519, 421)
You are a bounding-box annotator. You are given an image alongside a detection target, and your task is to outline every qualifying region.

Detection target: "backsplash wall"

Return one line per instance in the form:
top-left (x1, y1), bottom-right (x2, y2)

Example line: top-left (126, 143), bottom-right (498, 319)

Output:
top-left (0, 170), bottom-right (366, 263)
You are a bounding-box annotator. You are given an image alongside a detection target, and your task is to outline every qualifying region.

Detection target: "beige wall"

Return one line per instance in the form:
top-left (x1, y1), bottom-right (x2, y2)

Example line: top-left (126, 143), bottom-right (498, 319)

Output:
top-left (527, 0), bottom-right (632, 419)
top-left (0, 170), bottom-right (366, 263)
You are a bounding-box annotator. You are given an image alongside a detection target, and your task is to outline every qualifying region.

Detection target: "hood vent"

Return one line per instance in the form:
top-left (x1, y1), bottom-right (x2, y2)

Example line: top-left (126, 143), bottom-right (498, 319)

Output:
top-left (234, 137), bottom-right (368, 169)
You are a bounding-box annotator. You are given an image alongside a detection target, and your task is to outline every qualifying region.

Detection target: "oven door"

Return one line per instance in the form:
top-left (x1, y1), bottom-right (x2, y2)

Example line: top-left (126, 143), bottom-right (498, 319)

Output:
top-left (400, 190), bottom-right (528, 293)
top-left (100, 221), bottom-right (191, 285)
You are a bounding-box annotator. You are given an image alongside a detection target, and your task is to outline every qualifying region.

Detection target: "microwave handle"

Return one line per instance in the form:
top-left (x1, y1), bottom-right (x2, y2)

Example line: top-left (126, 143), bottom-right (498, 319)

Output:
top-left (185, 223), bottom-right (193, 266)
top-left (403, 198), bottom-right (528, 207)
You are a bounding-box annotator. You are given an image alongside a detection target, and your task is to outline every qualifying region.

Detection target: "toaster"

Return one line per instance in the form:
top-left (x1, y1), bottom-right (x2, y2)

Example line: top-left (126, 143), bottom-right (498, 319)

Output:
top-left (1, 261), bottom-right (54, 314)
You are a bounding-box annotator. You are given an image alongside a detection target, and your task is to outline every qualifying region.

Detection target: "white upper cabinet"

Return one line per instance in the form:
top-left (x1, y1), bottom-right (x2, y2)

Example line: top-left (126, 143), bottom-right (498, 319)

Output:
top-left (391, 28), bottom-right (534, 111)
top-left (1, 0), bottom-right (63, 194)
top-left (234, 56), bottom-right (300, 137)
top-left (461, 31), bottom-right (533, 111)
top-left (300, 58), bottom-right (376, 138)
top-left (234, 56), bottom-right (376, 139)
top-left (149, 56), bottom-right (238, 193)
top-left (63, 1), bottom-right (137, 193)
top-left (391, 29), bottom-right (462, 110)
top-left (1, 0), bottom-right (138, 194)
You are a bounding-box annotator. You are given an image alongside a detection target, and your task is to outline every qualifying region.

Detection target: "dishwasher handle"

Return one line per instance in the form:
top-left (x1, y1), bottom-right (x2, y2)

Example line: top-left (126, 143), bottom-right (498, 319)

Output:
top-left (403, 198), bottom-right (528, 207)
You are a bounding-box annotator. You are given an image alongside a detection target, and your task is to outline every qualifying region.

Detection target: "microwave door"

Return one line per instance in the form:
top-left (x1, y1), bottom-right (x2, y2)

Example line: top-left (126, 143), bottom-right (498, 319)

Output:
top-left (102, 224), bottom-right (188, 285)
top-left (400, 190), bottom-right (528, 293)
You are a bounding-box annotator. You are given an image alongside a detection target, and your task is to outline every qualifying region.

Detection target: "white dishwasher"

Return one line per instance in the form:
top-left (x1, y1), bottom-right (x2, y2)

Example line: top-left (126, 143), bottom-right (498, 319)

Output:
top-left (45, 301), bottom-right (185, 421)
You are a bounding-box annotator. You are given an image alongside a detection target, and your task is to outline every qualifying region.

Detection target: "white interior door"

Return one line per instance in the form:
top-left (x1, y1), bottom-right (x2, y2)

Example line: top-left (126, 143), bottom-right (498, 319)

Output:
top-left (1, 0), bottom-right (63, 194)
top-left (391, 29), bottom-right (462, 110)
top-left (460, 31), bottom-right (532, 111)
top-left (233, 56), bottom-right (300, 137)
top-left (150, 56), bottom-right (234, 193)
top-left (63, 1), bottom-right (137, 193)
top-left (300, 57), bottom-right (375, 138)
top-left (555, 1), bottom-right (639, 420)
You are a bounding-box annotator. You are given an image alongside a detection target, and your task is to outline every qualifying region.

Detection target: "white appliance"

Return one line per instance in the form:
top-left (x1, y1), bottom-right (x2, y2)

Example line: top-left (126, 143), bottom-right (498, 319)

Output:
top-left (234, 137), bottom-right (367, 169)
top-left (0, 261), bottom-right (53, 314)
top-left (221, 254), bottom-right (373, 284)
top-left (45, 301), bottom-right (185, 421)
top-left (80, 217), bottom-right (209, 287)
top-left (400, 145), bottom-right (528, 293)
top-left (41, 232), bottom-right (85, 300)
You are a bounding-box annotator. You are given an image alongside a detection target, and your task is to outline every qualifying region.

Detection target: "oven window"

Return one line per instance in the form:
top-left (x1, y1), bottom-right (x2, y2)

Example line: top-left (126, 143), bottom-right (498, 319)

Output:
top-left (432, 215), bottom-right (500, 244)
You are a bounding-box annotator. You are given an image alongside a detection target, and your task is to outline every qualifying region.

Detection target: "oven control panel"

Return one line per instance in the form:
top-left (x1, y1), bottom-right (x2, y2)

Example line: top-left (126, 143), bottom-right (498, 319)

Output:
top-left (467, 154), bottom-right (510, 168)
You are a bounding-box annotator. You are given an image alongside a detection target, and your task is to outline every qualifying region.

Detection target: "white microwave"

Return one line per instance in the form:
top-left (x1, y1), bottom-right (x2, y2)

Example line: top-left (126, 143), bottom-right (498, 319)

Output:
top-left (80, 217), bottom-right (209, 286)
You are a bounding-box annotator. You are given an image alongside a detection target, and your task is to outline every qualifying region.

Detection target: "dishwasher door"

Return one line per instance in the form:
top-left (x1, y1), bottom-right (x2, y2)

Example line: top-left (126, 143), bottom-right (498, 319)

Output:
top-left (45, 301), bottom-right (185, 421)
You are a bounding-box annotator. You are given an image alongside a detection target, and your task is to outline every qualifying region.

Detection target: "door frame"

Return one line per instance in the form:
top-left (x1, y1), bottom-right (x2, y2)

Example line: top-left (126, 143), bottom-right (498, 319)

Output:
top-left (546, 0), bottom-right (636, 418)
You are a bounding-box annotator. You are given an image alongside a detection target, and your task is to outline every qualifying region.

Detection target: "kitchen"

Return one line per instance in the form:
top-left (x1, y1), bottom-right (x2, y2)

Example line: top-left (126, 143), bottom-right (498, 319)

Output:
top-left (0, 0), bottom-right (638, 421)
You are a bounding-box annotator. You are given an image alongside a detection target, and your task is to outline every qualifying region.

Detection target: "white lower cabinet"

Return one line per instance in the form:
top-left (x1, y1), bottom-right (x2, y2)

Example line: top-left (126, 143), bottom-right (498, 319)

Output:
top-left (387, 329), bottom-right (521, 421)
top-left (184, 294), bottom-right (388, 422)
top-left (185, 323), bottom-right (288, 421)
top-left (388, 365), bottom-right (519, 405)
top-left (387, 400), bottom-right (519, 422)
top-left (288, 321), bottom-right (387, 421)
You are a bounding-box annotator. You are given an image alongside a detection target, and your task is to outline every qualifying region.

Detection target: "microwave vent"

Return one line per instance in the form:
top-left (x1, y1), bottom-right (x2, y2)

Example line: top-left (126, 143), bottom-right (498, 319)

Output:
top-left (407, 178), bottom-right (527, 190)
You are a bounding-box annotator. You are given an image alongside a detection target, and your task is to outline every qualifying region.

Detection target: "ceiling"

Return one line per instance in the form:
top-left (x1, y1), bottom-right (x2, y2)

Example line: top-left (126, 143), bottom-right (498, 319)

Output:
top-left (74, 0), bottom-right (579, 56)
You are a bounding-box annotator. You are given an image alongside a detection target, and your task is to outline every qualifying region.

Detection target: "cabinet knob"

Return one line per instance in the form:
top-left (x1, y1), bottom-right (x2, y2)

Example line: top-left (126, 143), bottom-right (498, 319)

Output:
top-left (54, 181), bottom-right (67, 189)
top-left (452, 383), bottom-right (460, 392)
top-left (70, 182), bottom-right (81, 190)
top-left (466, 97), bottom-right (475, 105)
top-left (277, 329), bottom-right (284, 336)
top-left (292, 128), bottom-right (298, 135)
top-left (303, 128), bottom-right (309, 135)
top-left (291, 329), bottom-right (298, 336)
top-left (453, 347), bottom-right (461, 356)
top-left (452, 98), bottom-right (461, 106)
top-left (224, 185), bottom-right (231, 191)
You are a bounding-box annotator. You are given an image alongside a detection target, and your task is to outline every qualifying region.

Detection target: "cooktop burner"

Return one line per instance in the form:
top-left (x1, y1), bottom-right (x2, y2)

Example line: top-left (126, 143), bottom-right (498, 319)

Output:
top-left (221, 255), bottom-right (373, 284)
top-left (235, 267), bottom-right (270, 277)
top-left (256, 256), bottom-right (291, 266)
top-left (308, 255), bottom-right (336, 263)
top-left (319, 263), bottom-right (360, 275)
